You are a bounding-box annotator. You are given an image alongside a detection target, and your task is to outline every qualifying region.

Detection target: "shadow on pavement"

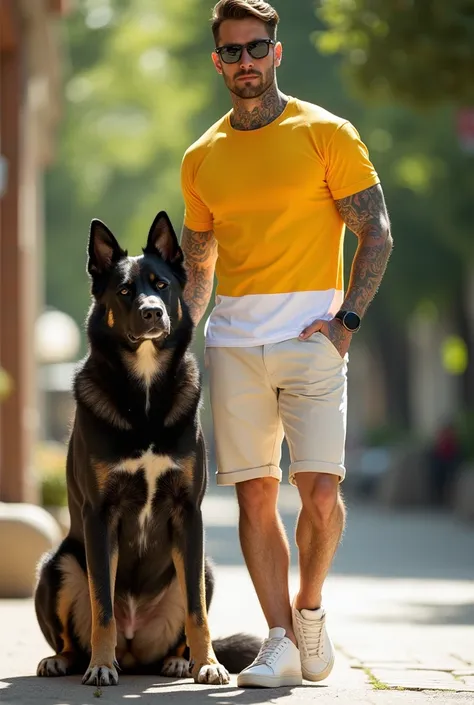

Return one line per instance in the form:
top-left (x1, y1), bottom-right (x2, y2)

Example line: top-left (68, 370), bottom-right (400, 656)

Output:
top-left (205, 491), bottom-right (474, 583)
top-left (0, 675), bottom-right (322, 705)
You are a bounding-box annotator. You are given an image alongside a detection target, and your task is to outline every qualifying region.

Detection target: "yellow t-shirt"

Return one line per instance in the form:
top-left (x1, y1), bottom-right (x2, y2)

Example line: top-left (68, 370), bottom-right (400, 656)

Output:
top-left (181, 96), bottom-right (379, 347)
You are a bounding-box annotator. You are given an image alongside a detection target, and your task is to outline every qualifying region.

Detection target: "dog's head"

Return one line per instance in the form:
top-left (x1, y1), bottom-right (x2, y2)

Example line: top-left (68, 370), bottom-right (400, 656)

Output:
top-left (87, 211), bottom-right (188, 348)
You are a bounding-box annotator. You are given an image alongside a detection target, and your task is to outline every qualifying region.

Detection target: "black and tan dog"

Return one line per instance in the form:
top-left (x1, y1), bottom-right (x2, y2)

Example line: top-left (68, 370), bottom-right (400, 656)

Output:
top-left (34, 212), bottom-right (259, 686)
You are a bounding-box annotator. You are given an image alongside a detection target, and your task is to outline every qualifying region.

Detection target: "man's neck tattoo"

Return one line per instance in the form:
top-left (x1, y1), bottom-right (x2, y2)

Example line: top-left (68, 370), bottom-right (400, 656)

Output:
top-left (230, 86), bottom-right (288, 131)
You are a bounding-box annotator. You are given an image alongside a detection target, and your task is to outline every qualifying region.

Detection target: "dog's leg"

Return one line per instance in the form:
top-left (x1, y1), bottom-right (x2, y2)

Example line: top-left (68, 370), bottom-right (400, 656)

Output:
top-left (82, 508), bottom-right (119, 686)
top-left (35, 549), bottom-right (84, 677)
top-left (171, 507), bottom-right (230, 685)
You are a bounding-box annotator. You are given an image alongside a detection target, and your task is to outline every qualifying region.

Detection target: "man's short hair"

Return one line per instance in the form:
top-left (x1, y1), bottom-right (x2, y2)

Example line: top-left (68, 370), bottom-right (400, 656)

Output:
top-left (211, 0), bottom-right (279, 44)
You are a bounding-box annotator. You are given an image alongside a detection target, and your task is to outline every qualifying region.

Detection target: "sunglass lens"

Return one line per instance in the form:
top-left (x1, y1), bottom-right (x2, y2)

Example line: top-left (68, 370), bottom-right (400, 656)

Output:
top-left (248, 41), bottom-right (270, 59)
top-left (221, 46), bottom-right (241, 63)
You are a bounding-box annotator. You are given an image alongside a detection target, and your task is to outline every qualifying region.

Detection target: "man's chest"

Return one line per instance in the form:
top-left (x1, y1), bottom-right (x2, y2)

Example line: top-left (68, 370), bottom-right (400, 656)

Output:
top-left (196, 129), bottom-right (330, 215)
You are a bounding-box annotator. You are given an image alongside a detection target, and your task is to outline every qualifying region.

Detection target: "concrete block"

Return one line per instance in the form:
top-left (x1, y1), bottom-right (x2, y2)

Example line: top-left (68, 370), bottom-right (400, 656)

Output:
top-left (0, 502), bottom-right (62, 598)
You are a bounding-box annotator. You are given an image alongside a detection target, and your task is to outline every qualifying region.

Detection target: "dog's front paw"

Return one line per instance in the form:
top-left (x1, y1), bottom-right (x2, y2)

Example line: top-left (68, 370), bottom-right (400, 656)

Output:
top-left (82, 663), bottom-right (118, 686)
top-left (161, 656), bottom-right (192, 679)
top-left (37, 654), bottom-right (70, 677)
top-left (193, 662), bottom-right (230, 685)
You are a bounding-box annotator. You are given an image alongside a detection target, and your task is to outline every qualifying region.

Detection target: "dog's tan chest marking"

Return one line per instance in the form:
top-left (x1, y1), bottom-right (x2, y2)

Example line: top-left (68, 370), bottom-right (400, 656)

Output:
top-left (116, 451), bottom-right (179, 544)
top-left (123, 343), bottom-right (172, 413)
top-left (131, 341), bottom-right (159, 387)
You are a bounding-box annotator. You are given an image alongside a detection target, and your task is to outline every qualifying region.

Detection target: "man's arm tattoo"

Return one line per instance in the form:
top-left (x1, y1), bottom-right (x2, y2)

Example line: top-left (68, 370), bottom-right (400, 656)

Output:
top-left (335, 184), bottom-right (393, 318)
top-left (180, 226), bottom-right (217, 325)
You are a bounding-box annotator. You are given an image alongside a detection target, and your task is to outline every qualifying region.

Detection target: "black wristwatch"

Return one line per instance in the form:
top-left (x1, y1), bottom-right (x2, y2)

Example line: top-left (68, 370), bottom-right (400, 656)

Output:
top-left (334, 310), bottom-right (361, 333)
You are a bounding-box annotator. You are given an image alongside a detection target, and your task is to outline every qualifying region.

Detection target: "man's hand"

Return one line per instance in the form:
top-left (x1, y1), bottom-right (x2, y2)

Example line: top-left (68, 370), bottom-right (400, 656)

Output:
top-left (299, 318), bottom-right (352, 358)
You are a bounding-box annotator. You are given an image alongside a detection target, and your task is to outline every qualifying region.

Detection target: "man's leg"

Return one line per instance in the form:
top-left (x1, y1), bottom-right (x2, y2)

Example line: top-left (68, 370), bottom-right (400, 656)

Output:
top-left (207, 346), bottom-right (295, 637)
top-left (293, 473), bottom-right (345, 611)
top-left (273, 334), bottom-right (349, 681)
top-left (236, 477), bottom-right (296, 644)
top-left (207, 345), bottom-right (302, 687)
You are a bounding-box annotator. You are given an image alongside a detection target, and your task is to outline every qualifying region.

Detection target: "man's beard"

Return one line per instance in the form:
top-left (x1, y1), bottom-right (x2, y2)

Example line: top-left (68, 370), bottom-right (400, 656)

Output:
top-left (226, 67), bottom-right (274, 99)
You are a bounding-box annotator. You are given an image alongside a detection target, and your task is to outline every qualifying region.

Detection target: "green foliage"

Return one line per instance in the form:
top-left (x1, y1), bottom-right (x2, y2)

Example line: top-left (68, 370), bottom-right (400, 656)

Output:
top-left (36, 441), bottom-right (68, 506)
top-left (41, 473), bottom-right (68, 507)
top-left (315, 0), bottom-right (474, 108)
top-left (46, 0), bottom-right (213, 333)
top-left (312, 0), bottom-right (474, 324)
top-left (364, 424), bottom-right (411, 448)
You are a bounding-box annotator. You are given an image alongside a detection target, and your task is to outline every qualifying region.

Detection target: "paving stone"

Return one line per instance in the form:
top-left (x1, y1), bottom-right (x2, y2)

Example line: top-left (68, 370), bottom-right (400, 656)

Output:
top-left (370, 668), bottom-right (469, 691)
top-left (458, 675), bottom-right (474, 687)
top-left (363, 662), bottom-right (465, 673)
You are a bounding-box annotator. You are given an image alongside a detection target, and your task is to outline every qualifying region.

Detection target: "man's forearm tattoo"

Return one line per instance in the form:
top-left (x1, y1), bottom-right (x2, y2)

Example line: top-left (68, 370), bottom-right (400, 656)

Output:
top-left (335, 184), bottom-right (393, 318)
top-left (181, 226), bottom-right (217, 325)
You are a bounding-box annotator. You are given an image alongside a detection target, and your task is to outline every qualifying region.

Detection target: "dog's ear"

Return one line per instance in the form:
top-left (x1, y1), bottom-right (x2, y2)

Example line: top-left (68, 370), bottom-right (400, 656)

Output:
top-left (88, 220), bottom-right (127, 276)
top-left (143, 211), bottom-right (183, 264)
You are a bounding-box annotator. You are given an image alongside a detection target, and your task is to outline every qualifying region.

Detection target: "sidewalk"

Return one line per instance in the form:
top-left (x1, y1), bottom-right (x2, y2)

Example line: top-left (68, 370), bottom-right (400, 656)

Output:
top-left (1, 490), bottom-right (474, 703)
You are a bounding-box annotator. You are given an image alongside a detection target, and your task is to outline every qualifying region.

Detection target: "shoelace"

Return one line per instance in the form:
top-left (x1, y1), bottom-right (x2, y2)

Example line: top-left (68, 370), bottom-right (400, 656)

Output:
top-left (253, 637), bottom-right (286, 666)
top-left (294, 613), bottom-right (324, 658)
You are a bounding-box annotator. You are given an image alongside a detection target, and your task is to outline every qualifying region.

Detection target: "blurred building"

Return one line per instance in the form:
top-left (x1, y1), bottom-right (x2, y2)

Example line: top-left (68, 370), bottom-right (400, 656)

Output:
top-left (0, 0), bottom-right (69, 502)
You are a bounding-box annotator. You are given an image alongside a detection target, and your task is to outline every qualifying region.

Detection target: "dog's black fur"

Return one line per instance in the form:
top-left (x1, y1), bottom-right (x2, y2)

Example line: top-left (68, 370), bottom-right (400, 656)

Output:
top-left (34, 212), bottom-right (259, 686)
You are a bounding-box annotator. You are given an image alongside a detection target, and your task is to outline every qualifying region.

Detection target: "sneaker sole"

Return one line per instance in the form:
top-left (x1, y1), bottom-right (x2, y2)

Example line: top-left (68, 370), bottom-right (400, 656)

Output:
top-left (237, 673), bottom-right (302, 688)
top-left (302, 653), bottom-right (335, 682)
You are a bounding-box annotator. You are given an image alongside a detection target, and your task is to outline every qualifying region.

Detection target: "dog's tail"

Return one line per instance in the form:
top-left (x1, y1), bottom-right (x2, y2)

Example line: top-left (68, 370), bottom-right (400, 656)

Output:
top-left (212, 633), bottom-right (261, 673)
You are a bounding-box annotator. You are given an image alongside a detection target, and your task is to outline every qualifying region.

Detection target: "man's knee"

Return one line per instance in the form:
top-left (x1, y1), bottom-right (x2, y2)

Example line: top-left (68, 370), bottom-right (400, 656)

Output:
top-left (235, 476), bottom-right (279, 520)
top-left (296, 472), bottom-right (343, 524)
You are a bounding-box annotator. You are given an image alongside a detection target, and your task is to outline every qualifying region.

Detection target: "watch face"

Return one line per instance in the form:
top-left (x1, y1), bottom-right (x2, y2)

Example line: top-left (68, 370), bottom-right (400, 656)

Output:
top-left (344, 311), bottom-right (360, 331)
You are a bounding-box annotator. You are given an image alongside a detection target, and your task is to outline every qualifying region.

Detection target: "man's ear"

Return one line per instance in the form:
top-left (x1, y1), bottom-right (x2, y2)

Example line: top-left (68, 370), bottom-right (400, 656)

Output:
top-left (274, 41), bottom-right (282, 68)
top-left (143, 211), bottom-right (183, 264)
top-left (212, 51), bottom-right (223, 74)
top-left (87, 220), bottom-right (126, 276)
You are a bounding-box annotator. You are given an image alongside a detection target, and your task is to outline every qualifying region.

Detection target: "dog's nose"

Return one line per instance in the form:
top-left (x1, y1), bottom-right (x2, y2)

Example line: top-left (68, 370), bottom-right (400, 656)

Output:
top-left (140, 306), bottom-right (164, 323)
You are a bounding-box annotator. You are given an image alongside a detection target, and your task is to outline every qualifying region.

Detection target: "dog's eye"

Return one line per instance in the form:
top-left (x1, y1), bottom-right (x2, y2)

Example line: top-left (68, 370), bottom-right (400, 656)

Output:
top-left (119, 287), bottom-right (130, 296)
top-left (155, 281), bottom-right (168, 290)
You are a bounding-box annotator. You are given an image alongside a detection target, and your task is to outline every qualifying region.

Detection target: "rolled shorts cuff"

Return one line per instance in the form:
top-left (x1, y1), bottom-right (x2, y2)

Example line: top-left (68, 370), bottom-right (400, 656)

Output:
top-left (289, 460), bottom-right (346, 487)
top-left (216, 464), bottom-right (282, 486)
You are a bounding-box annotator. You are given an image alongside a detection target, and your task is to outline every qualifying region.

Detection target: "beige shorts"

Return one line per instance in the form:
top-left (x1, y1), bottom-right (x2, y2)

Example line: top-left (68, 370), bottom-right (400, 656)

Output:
top-left (206, 333), bottom-right (348, 487)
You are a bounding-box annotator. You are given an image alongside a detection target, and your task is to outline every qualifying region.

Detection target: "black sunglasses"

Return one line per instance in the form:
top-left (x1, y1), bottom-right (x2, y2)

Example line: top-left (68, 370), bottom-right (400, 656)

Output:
top-left (215, 39), bottom-right (275, 64)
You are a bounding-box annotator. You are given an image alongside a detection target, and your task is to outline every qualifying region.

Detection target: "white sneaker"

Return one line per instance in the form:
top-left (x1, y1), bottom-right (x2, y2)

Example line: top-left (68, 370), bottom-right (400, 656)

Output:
top-left (237, 627), bottom-right (302, 688)
top-left (292, 605), bottom-right (335, 681)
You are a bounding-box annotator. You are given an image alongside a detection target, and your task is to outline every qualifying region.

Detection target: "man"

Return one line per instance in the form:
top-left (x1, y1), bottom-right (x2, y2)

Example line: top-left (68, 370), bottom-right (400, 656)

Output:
top-left (180, 0), bottom-right (393, 689)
